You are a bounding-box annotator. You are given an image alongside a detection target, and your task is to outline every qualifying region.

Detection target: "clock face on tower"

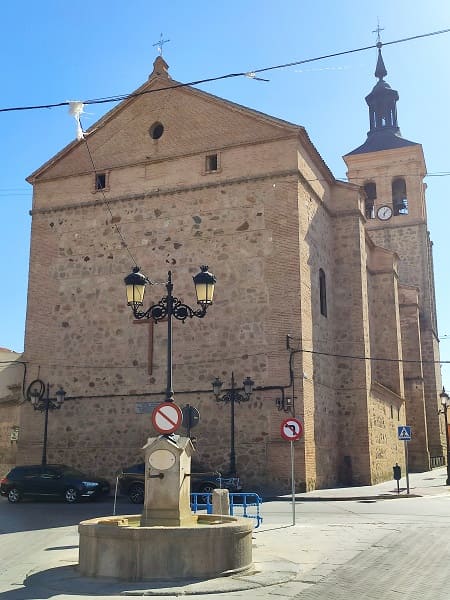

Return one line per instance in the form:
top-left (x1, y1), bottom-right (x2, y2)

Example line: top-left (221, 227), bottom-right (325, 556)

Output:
top-left (377, 205), bottom-right (393, 221)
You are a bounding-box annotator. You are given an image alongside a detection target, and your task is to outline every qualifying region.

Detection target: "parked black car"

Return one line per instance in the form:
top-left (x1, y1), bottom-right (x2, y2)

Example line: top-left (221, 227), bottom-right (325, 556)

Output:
top-left (0, 465), bottom-right (110, 504)
top-left (118, 462), bottom-right (242, 504)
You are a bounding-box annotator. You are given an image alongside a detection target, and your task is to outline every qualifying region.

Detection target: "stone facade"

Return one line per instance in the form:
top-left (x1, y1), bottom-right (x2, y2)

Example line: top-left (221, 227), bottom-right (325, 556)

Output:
top-left (344, 145), bottom-right (444, 469)
top-left (7, 54), bottom-right (443, 492)
top-left (0, 348), bottom-right (23, 475)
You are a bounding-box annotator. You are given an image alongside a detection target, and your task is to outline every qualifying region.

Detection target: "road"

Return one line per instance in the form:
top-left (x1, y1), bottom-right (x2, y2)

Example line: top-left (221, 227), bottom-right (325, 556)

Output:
top-left (1, 490), bottom-right (450, 599)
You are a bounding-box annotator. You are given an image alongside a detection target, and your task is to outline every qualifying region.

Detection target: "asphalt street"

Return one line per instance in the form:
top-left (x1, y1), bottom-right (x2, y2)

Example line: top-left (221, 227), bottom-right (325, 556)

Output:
top-left (1, 468), bottom-right (450, 599)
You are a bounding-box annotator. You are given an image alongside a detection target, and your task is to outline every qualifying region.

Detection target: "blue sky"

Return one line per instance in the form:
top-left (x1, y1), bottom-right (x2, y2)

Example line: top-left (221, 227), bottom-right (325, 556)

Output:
top-left (1, 0), bottom-right (449, 384)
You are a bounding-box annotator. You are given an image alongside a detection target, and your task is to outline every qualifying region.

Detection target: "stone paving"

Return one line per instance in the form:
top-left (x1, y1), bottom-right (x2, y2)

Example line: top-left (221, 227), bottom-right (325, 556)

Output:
top-left (2, 467), bottom-right (450, 599)
top-left (289, 525), bottom-right (450, 600)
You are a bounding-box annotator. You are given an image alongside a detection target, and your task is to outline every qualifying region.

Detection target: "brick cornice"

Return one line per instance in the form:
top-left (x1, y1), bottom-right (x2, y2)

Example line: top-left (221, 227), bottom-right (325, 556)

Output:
top-left (30, 134), bottom-right (300, 185)
top-left (30, 169), bottom-right (300, 215)
top-left (366, 218), bottom-right (427, 231)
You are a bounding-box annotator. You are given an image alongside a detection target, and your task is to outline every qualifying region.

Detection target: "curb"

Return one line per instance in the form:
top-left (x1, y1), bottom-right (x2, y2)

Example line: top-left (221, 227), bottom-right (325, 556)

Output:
top-left (266, 493), bottom-right (423, 502)
top-left (26, 562), bottom-right (298, 597)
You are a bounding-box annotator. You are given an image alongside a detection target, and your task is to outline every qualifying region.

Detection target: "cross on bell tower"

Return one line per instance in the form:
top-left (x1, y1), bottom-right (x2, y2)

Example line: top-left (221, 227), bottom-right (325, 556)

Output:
top-left (372, 18), bottom-right (384, 44)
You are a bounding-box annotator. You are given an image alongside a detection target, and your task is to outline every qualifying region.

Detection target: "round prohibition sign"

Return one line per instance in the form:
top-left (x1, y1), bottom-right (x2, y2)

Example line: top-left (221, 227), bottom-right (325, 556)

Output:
top-left (281, 417), bottom-right (303, 441)
top-left (152, 402), bottom-right (183, 434)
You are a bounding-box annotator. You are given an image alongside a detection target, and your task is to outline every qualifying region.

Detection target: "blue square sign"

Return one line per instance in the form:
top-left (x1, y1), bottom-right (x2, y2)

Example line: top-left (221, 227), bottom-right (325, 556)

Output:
top-left (398, 426), bottom-right (412, 441)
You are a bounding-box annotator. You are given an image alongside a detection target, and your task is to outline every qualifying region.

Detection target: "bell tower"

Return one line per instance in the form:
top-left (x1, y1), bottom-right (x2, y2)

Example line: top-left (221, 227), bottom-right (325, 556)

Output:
top-left (343, 44), bottom-right (444, 469)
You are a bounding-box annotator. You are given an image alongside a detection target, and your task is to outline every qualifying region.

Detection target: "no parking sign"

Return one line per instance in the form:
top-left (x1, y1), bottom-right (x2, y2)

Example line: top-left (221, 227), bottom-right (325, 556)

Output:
top-left (152, 402), bottom-right (183, 435)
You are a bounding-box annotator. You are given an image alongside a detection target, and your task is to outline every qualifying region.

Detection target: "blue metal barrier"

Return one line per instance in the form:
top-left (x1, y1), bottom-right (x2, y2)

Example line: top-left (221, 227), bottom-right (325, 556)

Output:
top-left (229, 493), bottom-right (263, 528)
top-left (190, 493), bottom-right (213, 514)
top-left (190, 492), bottom-right (263, 528)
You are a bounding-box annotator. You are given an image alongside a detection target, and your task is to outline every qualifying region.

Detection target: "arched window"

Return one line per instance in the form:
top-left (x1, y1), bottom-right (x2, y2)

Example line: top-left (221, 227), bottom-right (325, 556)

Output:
top-left (392, 178), bottom-right (408, 215)
top-left (319, 269), bottom-right (327, 317)
top-left (363, 182), bottom-right (377, 219)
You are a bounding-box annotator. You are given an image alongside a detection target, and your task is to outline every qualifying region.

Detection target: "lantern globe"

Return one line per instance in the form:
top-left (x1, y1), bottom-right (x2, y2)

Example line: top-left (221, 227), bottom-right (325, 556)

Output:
top-left (124, 267), bottom-right (148, 307)
top-left (243, 376), bottom-right (255, 396)
top-left (212, 377), bottom-right (223, 397)
top-left (193, 265), bottom-right (216, 305)
top-left (55, 387), bottom-right (66, 407)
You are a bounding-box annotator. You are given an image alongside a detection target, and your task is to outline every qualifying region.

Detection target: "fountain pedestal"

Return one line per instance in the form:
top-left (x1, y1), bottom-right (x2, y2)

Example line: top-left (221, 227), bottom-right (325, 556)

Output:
top-left (78, 434), bottom-right (254, 581)
top-left (141, 435), bottom-right (196, 527)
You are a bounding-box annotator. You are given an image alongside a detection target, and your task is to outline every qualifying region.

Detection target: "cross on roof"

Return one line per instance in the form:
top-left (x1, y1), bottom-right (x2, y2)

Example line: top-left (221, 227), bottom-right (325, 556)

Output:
top-left (153, 33), bottom-right (170, 56)
top-left (372, 18), bottom-right (384, 44)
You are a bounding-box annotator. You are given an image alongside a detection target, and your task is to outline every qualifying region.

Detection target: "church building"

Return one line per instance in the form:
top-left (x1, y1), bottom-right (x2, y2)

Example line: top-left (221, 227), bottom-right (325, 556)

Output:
top-left (13, 46), bottom-right (443, 492)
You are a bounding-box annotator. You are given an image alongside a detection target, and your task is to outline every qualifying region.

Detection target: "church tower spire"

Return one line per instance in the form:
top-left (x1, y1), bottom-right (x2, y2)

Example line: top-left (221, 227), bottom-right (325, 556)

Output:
top-left (366, 43), bottom-right (400, 135)
top-left (345, 44), bottom-right (418, 155)
top-left (374, 43), bottom-right (387, 79)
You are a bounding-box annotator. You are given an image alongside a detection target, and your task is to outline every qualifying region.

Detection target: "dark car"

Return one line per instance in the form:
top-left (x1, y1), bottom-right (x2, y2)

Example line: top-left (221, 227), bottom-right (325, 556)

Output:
top-left (0, 464), bottom-right (110, 504)
top-left (118, 462), bottom-right (242, 504)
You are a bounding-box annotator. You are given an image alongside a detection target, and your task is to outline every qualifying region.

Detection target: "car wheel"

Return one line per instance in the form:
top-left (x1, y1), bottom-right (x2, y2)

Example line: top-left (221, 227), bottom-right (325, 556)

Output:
top-left (197, 482), bottom-right (217, 504)
top-left (128, 483), bottom-right (144, 504)
top-left (7, 488), bottom-right (21, 503)
top-left (64, 487), bottom-right (79, 503)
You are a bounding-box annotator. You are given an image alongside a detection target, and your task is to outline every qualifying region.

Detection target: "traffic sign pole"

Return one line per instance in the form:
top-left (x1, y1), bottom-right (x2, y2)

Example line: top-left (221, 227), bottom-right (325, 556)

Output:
top-left (290, 440), bottom-right (296, 526)
top-left (397, 426), bottom-right (411, 495)
top-left (405, 440), bottom-right (410, 494)
top-left (280, 417), bottom-right (303, 526)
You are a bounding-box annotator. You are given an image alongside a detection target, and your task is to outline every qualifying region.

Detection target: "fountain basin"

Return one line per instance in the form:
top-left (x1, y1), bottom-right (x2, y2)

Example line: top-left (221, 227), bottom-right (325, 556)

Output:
top-left (78, 513), bottom-right (253, 581)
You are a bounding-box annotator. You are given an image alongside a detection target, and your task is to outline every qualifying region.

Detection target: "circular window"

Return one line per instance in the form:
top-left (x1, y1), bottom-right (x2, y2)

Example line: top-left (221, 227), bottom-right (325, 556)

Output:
top-left (149, 122), bottom-right (164, 140)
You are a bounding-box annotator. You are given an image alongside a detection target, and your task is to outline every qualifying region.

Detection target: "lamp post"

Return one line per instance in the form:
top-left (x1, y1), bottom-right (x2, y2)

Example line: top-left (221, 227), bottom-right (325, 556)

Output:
top-left (439, 387), bottom-right (450, 485)
top-left (124, 265), bottom-right (216, 403)
top-left (26, 379), bottom-right (66, 466)
top-left (211, 372), bottom-right (255, 476)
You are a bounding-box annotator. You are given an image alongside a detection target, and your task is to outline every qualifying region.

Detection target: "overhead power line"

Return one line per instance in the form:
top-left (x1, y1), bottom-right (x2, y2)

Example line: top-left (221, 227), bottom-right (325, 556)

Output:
top-left (2, 347), bottom-right (448, 370)
top-left (0, 27), bottom-right (449, 114)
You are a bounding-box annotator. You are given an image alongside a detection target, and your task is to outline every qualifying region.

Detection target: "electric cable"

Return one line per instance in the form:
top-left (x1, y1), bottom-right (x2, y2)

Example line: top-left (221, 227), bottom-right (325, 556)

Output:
top-left (78, 120), bottom-right (138, 267)
top-left (0, 27), bottom-right (449, 114)
top-left (4, 30), bottom-right (447, 378)
top-left (7, 342), bottom-right (449, 371)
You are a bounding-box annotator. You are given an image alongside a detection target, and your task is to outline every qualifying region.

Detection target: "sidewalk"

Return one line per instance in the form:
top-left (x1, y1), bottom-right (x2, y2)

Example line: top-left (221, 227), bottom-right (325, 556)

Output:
top-left (275, 465), bottom-right (450, 502)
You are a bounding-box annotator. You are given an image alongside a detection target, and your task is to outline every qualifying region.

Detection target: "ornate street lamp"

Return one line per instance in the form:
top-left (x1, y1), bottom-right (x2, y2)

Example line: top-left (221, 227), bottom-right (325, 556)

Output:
top-left (439, 387), bottom-right (450, 485)
top-left (124, 265), bottom-right (216, 403)
top-left (26, 379), bottom-right (66, 466)
top-left (212, 372), bottom-right (255, 476)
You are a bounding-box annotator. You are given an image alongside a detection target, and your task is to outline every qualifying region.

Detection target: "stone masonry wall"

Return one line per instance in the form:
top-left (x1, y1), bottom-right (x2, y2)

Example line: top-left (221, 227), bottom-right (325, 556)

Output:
top-left (367, 384), bottom-right (406, 484)
top-left (345, 144), bottom-right (442, 473)
top-left (327, 188), bottom-right (372, 485)
top-left (299, 179), bottom-right (338, 489)
top-left (399, 286), bottom-right (430, 471)
top-left (21, 102), bottom-right (323, 492)
top-left (16, 67), bottom-right (437, 493)
top-left (0, 403), bottom-right (20, 476)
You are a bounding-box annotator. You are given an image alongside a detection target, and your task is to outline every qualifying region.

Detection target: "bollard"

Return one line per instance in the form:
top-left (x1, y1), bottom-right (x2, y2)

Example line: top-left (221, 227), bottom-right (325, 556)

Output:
top-left (212, 488), bottom-right (230, 515)
top-left (393, 463), bottom-right (401, 494)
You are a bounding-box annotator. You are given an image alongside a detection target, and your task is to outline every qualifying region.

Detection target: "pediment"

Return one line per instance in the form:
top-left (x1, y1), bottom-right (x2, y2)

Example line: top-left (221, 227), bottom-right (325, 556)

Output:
top-left (28, 73), bottom-right (301, 182)
top-left (142, 435), bottom-right (194, 456)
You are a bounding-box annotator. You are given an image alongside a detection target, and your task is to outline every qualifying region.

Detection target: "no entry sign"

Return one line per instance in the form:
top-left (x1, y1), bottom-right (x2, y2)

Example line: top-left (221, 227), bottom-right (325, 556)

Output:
top-left (152, 402), bottom-right (183, 434)
top-left (281, 417), bottom-right (303, 442)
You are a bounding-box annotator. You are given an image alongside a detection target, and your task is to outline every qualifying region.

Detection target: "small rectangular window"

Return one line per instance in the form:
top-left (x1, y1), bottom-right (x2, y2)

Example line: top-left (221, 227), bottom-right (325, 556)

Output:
top-left (95, 173), bottom-right (107, 190)
top-left (205, 154), bottom-right (218, 172)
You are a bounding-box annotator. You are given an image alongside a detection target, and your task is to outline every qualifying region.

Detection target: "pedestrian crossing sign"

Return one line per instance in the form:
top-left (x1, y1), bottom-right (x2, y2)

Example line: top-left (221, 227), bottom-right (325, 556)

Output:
top-left (398, 425), bottom-right (412, 441)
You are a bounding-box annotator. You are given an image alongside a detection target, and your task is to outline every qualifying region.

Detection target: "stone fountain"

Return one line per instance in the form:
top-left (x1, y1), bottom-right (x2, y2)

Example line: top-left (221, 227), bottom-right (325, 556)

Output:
top-left (78, 434), bottom-right (253, 581)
